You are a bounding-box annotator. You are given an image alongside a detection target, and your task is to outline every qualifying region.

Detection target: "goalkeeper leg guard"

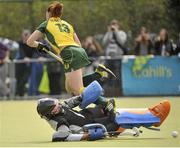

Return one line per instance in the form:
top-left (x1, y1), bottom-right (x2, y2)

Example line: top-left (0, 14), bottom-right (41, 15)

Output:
top-left (149, 100), bottom-right (170, 127)
top-left (80, 80), bottom-right (103, 109)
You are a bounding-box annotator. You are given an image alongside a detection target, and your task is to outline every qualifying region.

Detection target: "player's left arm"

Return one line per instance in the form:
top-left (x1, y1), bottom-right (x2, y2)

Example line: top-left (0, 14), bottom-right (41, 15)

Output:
top-left (73, 33), bottom-right (82, 47)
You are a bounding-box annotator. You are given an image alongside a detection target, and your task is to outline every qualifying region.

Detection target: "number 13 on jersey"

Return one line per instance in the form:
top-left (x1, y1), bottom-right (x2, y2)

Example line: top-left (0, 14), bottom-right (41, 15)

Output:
top-left (55, 23), bottom-right (70, 33)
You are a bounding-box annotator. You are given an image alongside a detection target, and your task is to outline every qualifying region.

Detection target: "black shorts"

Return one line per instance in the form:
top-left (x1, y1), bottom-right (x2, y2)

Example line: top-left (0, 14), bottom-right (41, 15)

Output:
top-left (80, 106), bottom-right (119, 132)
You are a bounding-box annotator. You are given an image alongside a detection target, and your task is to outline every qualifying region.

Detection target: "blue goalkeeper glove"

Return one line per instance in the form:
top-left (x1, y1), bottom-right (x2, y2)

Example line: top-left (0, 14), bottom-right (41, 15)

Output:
top-left (37, 42), bottom-right (50, 54)
top-left (88, 128), bottom-right (105, 141)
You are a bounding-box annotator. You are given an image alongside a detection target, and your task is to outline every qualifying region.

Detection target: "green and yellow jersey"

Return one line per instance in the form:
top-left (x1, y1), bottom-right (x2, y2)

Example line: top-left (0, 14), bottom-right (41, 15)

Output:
top-left (37, 17), bottom-right (79, 54)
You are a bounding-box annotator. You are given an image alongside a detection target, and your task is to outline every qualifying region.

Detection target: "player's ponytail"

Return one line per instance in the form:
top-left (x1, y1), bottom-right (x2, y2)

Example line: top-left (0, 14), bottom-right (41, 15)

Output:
top-left (47, 1), bottom-right (63, 18)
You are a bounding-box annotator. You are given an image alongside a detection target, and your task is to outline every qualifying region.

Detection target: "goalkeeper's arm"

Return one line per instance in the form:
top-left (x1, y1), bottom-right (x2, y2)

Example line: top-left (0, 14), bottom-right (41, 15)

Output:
top-left (52, 124), bottom-right (105, 142)
top-left (52, 124), bottom-right (89, 141)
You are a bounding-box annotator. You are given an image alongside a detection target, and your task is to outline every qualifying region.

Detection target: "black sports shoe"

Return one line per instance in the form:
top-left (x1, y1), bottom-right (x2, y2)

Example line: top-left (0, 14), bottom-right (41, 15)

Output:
top-left (105, 98), bottom-right (116, 112)
top-left (105, 98), bottom-right (116, 121)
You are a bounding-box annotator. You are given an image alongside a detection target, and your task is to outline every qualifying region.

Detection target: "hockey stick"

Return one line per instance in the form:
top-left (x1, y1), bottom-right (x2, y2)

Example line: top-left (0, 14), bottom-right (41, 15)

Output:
top-left (43, 48), bottom-right (64, 64)
top-left (145, 127), bottom-right (161, 131)
top-left (105, 127), bottom-right (143, 137)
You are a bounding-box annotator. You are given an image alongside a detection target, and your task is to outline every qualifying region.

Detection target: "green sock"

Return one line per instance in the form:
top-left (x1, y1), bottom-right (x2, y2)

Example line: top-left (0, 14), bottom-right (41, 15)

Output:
top-left (83, 72), bottom-right (101, 87)
top-left (94, 96), bottom-right (107, 107)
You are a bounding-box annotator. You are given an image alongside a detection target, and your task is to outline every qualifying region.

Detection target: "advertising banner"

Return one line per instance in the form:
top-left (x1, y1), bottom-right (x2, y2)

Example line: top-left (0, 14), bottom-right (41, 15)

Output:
top-left (122, 56), bottom-right (180, 95)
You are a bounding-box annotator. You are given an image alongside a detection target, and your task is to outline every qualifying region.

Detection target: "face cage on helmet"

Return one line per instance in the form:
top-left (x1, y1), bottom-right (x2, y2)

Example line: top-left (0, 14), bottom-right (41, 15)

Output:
top-left (37, 98), bottom-right (59, 118)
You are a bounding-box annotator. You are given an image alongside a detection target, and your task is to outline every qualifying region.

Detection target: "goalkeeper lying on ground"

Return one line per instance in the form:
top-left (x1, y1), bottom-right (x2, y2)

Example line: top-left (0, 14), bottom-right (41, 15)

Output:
top-left (37, 81), bottom-right (170, 142)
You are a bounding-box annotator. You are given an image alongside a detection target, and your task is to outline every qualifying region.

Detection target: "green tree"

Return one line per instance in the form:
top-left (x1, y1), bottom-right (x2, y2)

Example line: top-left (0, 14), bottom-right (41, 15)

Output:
top-left (0, 0), bottom-right (178, 41)
top-left (166, 0), bottom-right (180, 37)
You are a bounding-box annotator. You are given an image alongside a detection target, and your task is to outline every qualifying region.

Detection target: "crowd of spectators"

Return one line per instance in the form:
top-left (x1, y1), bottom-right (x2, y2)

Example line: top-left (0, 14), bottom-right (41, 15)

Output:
top-left (81, 20), bottom-right (179, 96)
top-left (0, 19), bottom-right (180, 98)
top-left (82, 20), bottom-right (179, 58)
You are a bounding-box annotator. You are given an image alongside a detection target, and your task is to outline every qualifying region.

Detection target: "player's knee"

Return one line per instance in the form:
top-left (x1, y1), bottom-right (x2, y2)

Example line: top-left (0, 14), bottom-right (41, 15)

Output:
top-left (71, 89), bottom-right (81, 96)
top-left (66, 86), bottom-right (81, 96)
top-left (65, 82), bottom-right (81, 96)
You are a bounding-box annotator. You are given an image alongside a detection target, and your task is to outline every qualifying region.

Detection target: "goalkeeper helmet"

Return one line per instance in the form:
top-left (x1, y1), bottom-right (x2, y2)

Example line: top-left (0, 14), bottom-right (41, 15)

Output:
top-left (37, 98), bottom-right (58, 119)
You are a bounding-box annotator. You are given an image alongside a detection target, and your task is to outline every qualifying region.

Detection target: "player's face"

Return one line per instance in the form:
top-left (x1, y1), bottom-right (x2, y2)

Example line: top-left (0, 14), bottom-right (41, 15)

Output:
top-left (159, 29), bottom-right (166, 41)
top-left (46, 11), bottom-right (51, 20)
top-left (51, 103), bottom-right (62, 115)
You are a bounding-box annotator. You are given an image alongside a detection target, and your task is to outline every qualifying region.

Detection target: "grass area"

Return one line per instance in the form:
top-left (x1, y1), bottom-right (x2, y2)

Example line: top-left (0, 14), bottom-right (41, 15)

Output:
top-left (0, 97), bottom-right (180, 147)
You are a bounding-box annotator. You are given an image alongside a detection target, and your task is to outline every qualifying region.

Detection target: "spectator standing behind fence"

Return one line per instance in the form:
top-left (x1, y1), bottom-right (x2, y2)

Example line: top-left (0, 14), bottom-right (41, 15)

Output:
top-left (46, 59), bottom-right (62, 95)
top-left (83, 36), bottom-right (103, 57)
top-left (154, 28), bottom-right (174, 56)
top-left (102, 19), bottom-right (127, 57)
top-left (102, 20), bottom-right (127, 96)
top-left (134, 27), bottom-right (153, 55)
top-left (176, 33), bottom-right (180, 56)
top-left (15, 30), bottom-right (34, 96)
top-left (0, 42), bottom-right (9, 97)
top-left (46, 40), bottom-right (62, 95)
top-left (28, 51), bottom-right (43, 96)
top-left (82, 36), bottom-right (103, 75)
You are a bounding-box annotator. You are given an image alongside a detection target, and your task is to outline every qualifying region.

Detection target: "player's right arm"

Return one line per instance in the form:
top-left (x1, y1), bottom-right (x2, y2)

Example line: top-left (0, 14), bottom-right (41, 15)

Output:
top-left (27, 21), bottom-right (46, 48)
top-left (52, 124), bottom-right (89, 141)
top-left (27, 21), bottom-right (50, 52)
top-left (26, 30), bottom-right (43, 48)
top-left (52, 124), bottom-right (105, 142)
